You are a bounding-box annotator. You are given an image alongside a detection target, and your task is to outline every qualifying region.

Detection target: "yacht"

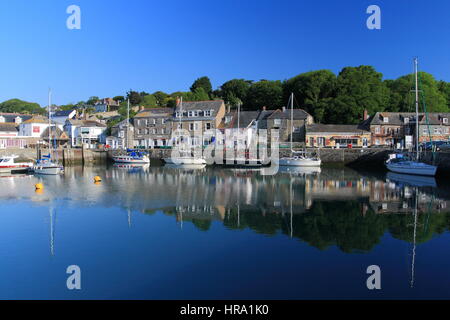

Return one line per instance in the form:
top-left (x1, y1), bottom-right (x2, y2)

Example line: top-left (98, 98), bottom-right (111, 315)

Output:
top-left (0, 155), bottom-right (33, 174)
top-left (33, 89), bottom-right (64, 175)
top-left (277, 93), bottom-right (321, 167)
top-left (385, 58), bottom-right (437, 177)
top-left (163, 97), bottom-right (206, 165)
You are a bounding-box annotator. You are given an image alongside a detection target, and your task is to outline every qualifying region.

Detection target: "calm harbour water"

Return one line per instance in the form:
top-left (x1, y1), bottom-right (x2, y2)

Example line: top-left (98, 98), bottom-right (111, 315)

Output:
top-left (0, 164), bottom-right (450, 299)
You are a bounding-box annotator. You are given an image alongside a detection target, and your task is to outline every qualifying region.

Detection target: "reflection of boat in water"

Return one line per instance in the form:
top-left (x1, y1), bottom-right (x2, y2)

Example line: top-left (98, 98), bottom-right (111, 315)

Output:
top-left (164, 163), bottom-right (206, 170)
top-left (113, 163), bottom-right (150, 172)
top-left (278, 165), bottom-right (321, 176)
top-left (386, 172), bottom-right (437, 188)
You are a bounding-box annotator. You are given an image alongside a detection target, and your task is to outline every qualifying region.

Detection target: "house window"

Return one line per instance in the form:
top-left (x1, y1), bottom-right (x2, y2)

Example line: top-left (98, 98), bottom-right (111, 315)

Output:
top-left (188, 111), bottom-right (194, 117)
top-left (404, 117), bottom-right (409, 124)
top-left (161, 119), bottom-right (166, 124)
top-left (204, 110), bottom-right (212, 117)
top-left (205, 123), bottom-right (211, 130)
top-left (152, 119), bottom-right (156, 125)
top-left (15, 117), bottom-right (22, 124)
top-left (443, 118), bottom-right (448, 124)
top-left (0, 116), bottom-right (5, 123)
top-left (189, 123), bottom-right (199, 131)
top-left (274, 119), bottom-right (281, 126)
top-left (145, 129), bottom-right (149, 135)
top-left (152, 129), bottom-right (156, 134)
top-left (383, 117), bottom-right (389, 123)
top-left (375, 127), bottom-right (380, 134)
top-left (177, 123), bottom-right (182, 129)
top-left (434, 128), bottom-right (440, 134)
top-left (176, 112), bottom-right (182, 118)
top-left (423, 128), bottom-right (427, 135)
top-left (161, 128), bottom-right (165, 134)
top-left (225, 116), bottom-right (232, 124)
top-left (375, 139), bottom-right (380, 145)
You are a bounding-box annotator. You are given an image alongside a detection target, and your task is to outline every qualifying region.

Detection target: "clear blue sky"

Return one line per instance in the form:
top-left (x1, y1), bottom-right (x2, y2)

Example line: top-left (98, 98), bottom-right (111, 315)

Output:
top-left (0, 0), bottom-right (449, 106)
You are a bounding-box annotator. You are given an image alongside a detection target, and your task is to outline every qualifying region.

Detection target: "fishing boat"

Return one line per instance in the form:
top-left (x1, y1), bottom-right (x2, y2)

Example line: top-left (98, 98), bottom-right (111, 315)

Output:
top-left (385, 58), bottom-right (437, 177)
top-left (276, 93), bottom-right (321, 167)
top-left (163, 97), bottom-right (206, 165)
top-left (33, 89), bottom-right (64, 175)
top-left (0, 155), bottom-right (33, 174)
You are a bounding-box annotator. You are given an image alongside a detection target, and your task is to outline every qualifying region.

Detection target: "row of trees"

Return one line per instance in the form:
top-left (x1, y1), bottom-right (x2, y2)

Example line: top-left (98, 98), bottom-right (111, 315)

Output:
top-left (2, 66), bottom-right (449, 125)
top-left (114, 67), bottom-right (450, 124)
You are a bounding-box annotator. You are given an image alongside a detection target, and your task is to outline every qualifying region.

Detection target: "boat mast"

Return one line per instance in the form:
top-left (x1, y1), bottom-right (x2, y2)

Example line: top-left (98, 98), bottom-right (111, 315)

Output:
top-left (290, 92), bottom-right (294, 153)
top-left (414, 58), bottom-right (419, 161)
top-left (126, 98), bottom-right (130, 150)
top-left (48, 89), bottom-right (52, 158)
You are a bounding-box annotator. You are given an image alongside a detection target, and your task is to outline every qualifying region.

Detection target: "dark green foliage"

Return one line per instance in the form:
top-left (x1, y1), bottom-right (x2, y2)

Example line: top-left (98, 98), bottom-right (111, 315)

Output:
top-left (0, 99), bottom-right (46, 115)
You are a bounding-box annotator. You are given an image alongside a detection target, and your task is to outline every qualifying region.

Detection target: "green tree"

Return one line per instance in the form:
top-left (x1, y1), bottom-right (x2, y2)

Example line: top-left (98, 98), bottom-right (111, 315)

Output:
top-left (141, 94), bottom-right (157, 108)
top-left (86, 96), bottom-right (99, 105)
top-left (386, 72), bottom-right (448, 113)
top-left (190, 76), bottom-right (212, 96)
top-left (153, 91), bottom-right (169, 107)
top-left (126, 90), bottom-right (142, 106)
top-left (437, 80), bottom-right (450, 110)
top-left (113, 96), bottom-right (125, 103)
top-left (327, 66), bottom-right (390, 124)
top-left (245, 80), bottom-right (283, 110)
top-left (219, 79), bottom-right (252, 106)
top-left (0, 99), bottom-right (46, 115)
top-left (283, 70), bottom-right (336, 123)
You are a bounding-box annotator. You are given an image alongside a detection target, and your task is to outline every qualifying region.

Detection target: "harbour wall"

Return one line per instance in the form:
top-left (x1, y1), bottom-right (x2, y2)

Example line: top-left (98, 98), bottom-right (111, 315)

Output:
top-left (0, 148), bottom-right (108, 166)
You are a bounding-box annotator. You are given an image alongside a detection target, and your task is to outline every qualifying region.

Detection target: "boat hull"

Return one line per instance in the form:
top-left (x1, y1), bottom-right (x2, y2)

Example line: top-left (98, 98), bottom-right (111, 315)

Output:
top-left (163, 157), bottom-right (206, 165)
top-left (385, 161), bottom-right (437, 176)
top-left (0, 164), bottom-right (33, 174)
top-left (276, 158), bottom-right (322, 167)
top-left (112, 156), bottom-right (150, 164)
top-left (33, 165), bottom-right (63, 175)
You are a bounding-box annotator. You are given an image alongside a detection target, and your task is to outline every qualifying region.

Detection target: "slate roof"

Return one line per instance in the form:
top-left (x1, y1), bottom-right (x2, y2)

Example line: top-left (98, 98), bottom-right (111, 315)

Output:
top-left (224, 111), bottom-right (260, 129)
top-left (134, 108), bottom-right (173, 118)
top-left (307, 124), bottom-right (370, 134)
top-left (175, 100), bottom-right (224, 112)
top-left (267, 108), bottom-right (310, 120)
top-left (53, 110), bottom-right (76, 117)
top-left (366, 112), bottom-right (450, 127)
top-left (0, 123), bottom-right (19, 132)
top-left (66, 119), bottom-right (107, 127)
top-left (0, 113), bottom-right (33, 123)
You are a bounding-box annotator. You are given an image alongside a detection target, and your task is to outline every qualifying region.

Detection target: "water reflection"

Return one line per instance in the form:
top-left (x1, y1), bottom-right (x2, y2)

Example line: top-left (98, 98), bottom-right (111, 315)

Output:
top-left (1, 165), bottom-right (449, 256)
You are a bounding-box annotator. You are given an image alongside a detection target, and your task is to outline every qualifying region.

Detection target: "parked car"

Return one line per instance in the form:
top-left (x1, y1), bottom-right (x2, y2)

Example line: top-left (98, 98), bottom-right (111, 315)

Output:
top-left (420, 140), bottom-right (448, 151)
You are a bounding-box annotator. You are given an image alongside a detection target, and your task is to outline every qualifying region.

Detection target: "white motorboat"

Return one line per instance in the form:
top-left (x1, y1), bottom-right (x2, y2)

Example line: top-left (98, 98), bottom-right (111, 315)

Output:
top-left (385, 58), bottom-right (437, 177)
top-left (0, 155), bottom-right (33, 174)
top-left (113, 151), bottom-right (150, 164)
top-left (277, 93), bottom-right (321, 167)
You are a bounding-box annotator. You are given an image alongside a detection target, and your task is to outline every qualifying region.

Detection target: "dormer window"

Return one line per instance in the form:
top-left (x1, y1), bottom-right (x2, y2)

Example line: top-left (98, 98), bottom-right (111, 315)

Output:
top-left (204, 110), bottom-right (212, 117)
top-left (225, 116), bottom-right (232, 124)
top-left (383, 117), bottom-right (389, 123)
top-left (188, 111), bottom-right (194, 117)
top-left (404, 117), bottom-right (409, 124)
top-left (176, 111), bottom-right (182, 118)
top-left (15, 117), bottom-right (22, 124)
top-left (443, 118), bottom-right (448, 124)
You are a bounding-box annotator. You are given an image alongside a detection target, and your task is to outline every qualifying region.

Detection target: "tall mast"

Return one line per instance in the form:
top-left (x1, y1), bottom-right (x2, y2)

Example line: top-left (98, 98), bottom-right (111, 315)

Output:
top-left (414, 58), bottom-right (419, 161)
top-left (290, 92), bottom-right (294, 152)
top-left (126, 98), bottom-right (130, 150)
top-left (48, 89), bottom-right (52, 157)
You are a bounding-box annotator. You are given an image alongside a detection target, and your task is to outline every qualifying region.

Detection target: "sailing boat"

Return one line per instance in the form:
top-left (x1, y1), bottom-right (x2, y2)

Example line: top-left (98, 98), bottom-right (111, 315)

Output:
top-left (163, 96), bottom-right (206, 165)
top-left (277, 93), bottom-right (321, 167)
top-left (33, 89), bottom-right (64, 175)
top-left (385, 58), bottom-right (437, 176)
top-left (112, 99), bottom-right (150, 164)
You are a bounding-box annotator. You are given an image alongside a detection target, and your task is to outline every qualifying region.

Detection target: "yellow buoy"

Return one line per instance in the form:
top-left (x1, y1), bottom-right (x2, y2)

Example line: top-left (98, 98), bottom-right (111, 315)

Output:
top-left (94, 176), bottom-right (102, 183)
top-left (35, 183), bottom-right (44, 190)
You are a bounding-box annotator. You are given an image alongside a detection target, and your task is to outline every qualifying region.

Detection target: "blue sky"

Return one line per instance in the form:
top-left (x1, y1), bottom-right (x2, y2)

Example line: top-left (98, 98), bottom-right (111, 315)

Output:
top-left (0, 0), bottom-right (449, 106)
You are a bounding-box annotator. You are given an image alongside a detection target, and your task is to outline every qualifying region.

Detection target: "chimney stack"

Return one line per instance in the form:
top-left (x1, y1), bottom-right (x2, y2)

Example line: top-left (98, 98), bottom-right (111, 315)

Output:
top-left (176, 97), bottom-right (181, 107)
top-left (363, 109), bottom-right (368, 120)
top-left (282, 106), bottom-right (286, 112)
top-left (262, 106), bottom-right (266, 111)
